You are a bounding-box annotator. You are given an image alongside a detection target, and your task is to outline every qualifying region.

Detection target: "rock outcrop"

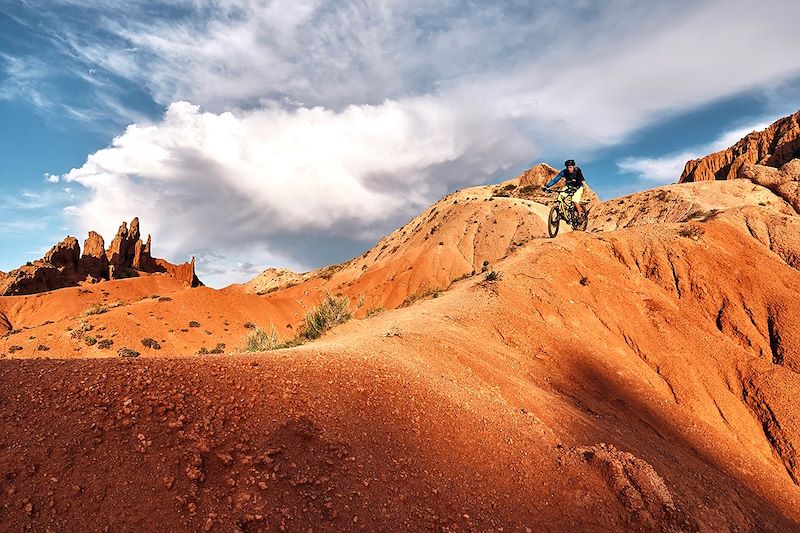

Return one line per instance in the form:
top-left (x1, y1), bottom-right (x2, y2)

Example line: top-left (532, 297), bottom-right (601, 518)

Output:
top-left (43, 236), bottom-right (81, 275)
top-left (738, 159), bottom-right (800, 214)
top-left (680, 110), bottom-right (800, 182)
top-left (81, 231), bottom-right (108, 281)
top-left (244, 268), bottom-right (306, 295)
top-left (517, 163), bottom-right (560, 188)
top-left (0, 218), bottom-right (201, 296)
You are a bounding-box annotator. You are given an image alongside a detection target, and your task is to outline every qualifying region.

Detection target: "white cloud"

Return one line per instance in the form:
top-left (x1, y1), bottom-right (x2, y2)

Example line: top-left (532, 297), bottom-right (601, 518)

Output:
top-left (62, 98), bottom-right (526, 285)
top-left (617, 121), bottom-right (771, 182)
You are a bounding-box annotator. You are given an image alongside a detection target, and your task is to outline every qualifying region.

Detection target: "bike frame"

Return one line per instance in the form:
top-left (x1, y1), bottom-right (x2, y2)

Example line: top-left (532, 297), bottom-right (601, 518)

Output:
top-left (553, 188), bottom-right (578, 221)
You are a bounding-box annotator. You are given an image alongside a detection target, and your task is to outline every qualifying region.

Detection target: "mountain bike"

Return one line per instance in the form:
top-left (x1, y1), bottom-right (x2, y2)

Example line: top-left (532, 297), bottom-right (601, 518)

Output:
top-left (545, 187), bottom-right (588, 237)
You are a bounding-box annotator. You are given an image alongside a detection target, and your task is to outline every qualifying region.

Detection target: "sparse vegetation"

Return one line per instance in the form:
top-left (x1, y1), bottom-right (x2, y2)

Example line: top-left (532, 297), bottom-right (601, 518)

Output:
top-left (684, 209), bottom-right (720, 223)
top-left (453, 271), bottom-right (475, 283)
top-left (402, 286), bottom-right (444, 307)
top-left (678, 225), bottom-right (704, 240)
top-left (84, 336), bottom-right (97, 346)
top-left (243, 325), bottom-right (284, 352)
top-left (303, 294), bottom-right (352, 340)
top-left (141, 338), bottom-right (161, 350)
top-left (484, 270), bottom-right (502, 282)
top-left (366, 306), bottom-right (385, 317)
top-left (37, 345), bottom-right (49, 351)
top-left (188, 321), bottom-right (201, 328)
top-left (316, 262), bottom-right (346, 281)
top-left (118, 347), bottom-right (140, 358)
top-left (9, 345), bottom-right (22, 353)
top-left (209, 343), bottom-right (225, 354)
top-left (158, 296), bottom-right (172, 302)
top-left (256, 286), bottom-right (282, 295)
top-left (97, 339), bottom-right (114, 350)
top-left (235, 295), bottom-right (355, 353)
top-left (82, 301), bottom-right (124, 317)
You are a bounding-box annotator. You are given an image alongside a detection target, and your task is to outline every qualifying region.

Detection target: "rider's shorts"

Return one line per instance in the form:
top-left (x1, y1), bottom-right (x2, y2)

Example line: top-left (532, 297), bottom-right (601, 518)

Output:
top-left (571, 186), bottom-right (584, 204)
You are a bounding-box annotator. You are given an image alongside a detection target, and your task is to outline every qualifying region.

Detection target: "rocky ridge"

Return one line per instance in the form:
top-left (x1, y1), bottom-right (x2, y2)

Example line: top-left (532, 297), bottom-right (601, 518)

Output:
top-left (680, 110), bottom-right (800, 182)
top-left (0, 218), bottom-right (201, 296)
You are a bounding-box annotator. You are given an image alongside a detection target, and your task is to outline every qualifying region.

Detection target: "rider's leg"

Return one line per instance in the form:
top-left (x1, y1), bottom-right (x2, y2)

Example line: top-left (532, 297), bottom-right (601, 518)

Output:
top-left (572, 186), bottom-right (585, 216)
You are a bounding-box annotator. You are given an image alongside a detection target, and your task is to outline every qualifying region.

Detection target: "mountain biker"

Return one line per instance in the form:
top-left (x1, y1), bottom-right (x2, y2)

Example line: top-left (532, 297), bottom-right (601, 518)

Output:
top-left (544, 159), bottom-right (586, 219)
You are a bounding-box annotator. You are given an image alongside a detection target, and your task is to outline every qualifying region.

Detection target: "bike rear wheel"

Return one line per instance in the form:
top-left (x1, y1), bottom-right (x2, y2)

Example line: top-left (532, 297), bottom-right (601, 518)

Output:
top-left (547, 205), bottom-right (560, 237)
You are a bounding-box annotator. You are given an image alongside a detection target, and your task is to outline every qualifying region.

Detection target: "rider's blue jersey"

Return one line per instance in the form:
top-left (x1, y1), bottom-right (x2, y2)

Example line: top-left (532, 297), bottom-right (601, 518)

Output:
top-left (546, 167), bottom-right (585, 189)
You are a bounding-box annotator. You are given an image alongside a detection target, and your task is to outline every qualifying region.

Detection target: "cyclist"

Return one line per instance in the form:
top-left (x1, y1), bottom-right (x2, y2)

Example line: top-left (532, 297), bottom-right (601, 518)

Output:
top-left (544, 159), bottom-right (586, 219)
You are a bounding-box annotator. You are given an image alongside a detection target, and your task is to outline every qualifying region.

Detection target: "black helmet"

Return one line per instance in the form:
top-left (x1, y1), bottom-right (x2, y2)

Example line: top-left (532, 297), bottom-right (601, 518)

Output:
top-left (564, 159), bottom-right (576, 167)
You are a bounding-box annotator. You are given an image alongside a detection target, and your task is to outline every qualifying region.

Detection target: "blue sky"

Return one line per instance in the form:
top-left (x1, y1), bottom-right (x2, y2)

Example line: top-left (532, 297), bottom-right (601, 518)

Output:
top-left (1, 0), bottom-right (799, 287)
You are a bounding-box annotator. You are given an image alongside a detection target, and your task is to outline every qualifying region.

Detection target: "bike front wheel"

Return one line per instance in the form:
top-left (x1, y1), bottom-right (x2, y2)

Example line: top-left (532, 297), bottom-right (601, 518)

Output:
top-left (547, 205), bottom-right (560, 237)
top-left (571, 208), bottom-right (588, 231)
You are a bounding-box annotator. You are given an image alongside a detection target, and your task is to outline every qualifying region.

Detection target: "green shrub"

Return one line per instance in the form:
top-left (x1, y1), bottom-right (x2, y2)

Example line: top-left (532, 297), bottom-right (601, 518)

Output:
top-left (484, 270), bottom-right (502, 282)
top-left (97, 339), bottom-right (114, 349)
top-left (82, 301), bottom-right (123, 317)
top-left (141, 337), bottom-right (161, 350)
top-left (366, 306), bottom-right (384, 317)
top-left (118, 347), bottom-right (139, 358)
top-left (303, 294), bottom-right (352, 340)
top-left (82, 304), bottom-right (107, 317)
top-left (84, 336), bottom-right (97, 346)
top-left (209, 343), bottom-right (225, 354)
top-left (244, 325), bottom-right (284, 352)
top-left (401, 287), bottom-right (444, 307)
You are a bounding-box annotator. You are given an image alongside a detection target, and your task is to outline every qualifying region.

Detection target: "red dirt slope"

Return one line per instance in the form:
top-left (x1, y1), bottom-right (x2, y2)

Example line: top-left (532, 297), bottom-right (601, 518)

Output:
top-left (2, 189), bottom-right (800, 531)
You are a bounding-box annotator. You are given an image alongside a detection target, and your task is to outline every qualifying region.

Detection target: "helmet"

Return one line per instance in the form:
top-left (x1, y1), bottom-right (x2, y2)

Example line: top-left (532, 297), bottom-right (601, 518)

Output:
top-left (564, 159), bottom-right (576, 167)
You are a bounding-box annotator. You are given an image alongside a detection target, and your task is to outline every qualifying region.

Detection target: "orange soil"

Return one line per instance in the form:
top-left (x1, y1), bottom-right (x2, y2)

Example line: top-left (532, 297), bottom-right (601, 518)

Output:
top-left (2, 181), bottom-right (800, 531)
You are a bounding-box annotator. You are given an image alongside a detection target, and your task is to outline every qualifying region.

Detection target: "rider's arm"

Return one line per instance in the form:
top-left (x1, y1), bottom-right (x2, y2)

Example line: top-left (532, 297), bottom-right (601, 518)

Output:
top-left (545, 170), bottom-right (564, 188)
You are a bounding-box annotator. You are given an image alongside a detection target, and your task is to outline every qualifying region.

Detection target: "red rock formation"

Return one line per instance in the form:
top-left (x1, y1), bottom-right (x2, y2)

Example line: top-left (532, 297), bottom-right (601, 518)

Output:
top-left (106, 219), bottom-right (141, 278)
top-left (0, 263), bottom-right (70, 296)
top-left (44, 236), bottom-right (80, 275)
top-left (680, 111), bottom-right (800, 182)
top-left (738, 159), bottom-right (800, 213)
top-left (1, 218), bottom-right (201, 295)
top-left (153, 257), bottom-right (202, 287)
top-left (518, 163), bottom-right (559, 188)
top-left (0, 236), bottom-right (85, 295)
top-left (80, 231), bottom-right (108, 281)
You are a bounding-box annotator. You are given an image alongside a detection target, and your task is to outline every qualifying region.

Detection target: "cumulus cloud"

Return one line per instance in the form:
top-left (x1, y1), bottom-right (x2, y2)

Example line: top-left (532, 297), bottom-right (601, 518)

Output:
top-left (617, 121), bottom-right (771, 182)
top-left (62, 98), bottom-right (527, 286)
